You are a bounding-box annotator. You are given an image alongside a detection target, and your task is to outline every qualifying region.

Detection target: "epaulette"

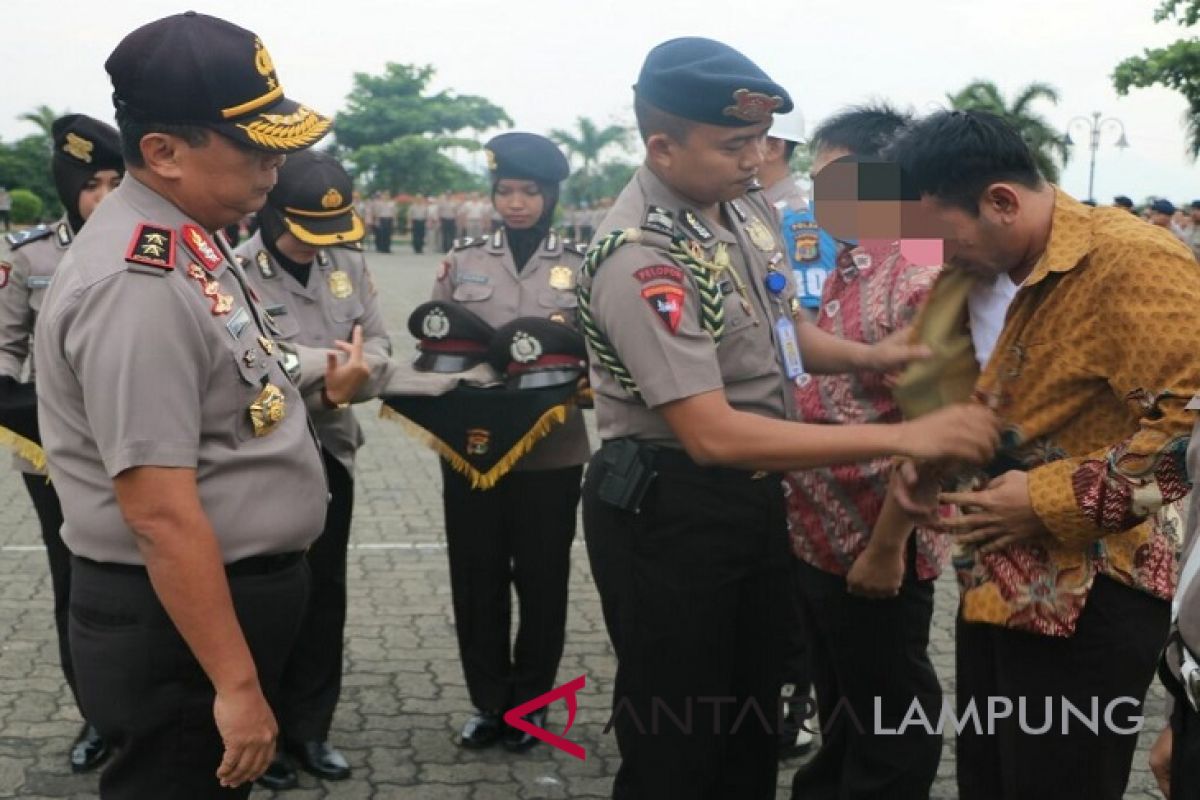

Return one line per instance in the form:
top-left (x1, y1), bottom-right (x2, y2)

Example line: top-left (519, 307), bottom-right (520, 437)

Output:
top-left (5, 226), bottom-right (53, 251)
top-left (452, 236), bottom-right (485, 251)
top-left (562, 239), bottom-right (588, 257)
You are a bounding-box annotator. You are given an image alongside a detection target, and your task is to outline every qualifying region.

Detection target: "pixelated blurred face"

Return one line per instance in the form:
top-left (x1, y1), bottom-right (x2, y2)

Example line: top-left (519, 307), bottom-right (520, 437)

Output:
top-left (658, 120), bottom-right (770, 206)
top-left (77, 169), bottom-right (122, 222)
top-left (174, 133), bottom-right (285, 228)
top-left (492, 179), bottom-right (544, 230)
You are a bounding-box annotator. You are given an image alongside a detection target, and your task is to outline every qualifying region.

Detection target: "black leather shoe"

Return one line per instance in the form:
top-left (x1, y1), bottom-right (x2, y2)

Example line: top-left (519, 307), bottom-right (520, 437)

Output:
top-left (69, 722), bottom-right (109, 773)
top-left (289, 740), bottom-right (350, 781)
top-left (458, 711), bottom-right (503, 749)
top-left (502, 709), bottom-right (546, 753)
top-left (256, 754), bottom-right (298, 791)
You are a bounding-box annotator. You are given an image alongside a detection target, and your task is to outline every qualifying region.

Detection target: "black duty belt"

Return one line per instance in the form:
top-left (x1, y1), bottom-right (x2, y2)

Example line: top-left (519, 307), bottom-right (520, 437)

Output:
top-left (76, 551), bottom-right (304, 579)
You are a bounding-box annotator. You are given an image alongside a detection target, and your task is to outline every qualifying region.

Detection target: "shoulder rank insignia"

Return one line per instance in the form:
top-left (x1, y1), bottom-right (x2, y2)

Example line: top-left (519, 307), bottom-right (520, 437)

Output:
top-left (566, 240), bottom-right (588, 257)
top-left (5, 226), bottom-right (53, 251)
top-left (679, 209), bottom-right (715, 242)
top-left (316, 249), bottom-right (331, 268)
top-left (339, 241), bottom-right (364, 252)
top-left (544, 231), bottom-right (559, 251)
top-left (642, 205), bottom-right (675, 236)
top-left (453, 236), bottom-right (475, 250)
top-left (255, 250), bottom-right (276, 279)
top-left (125, 223), bottom-right (176, 272)
top-left (181, 224), bottom-right (223, 271)
top-left (728, 200), bottom-right (748, 223)
top-left (54, 222), bottom-right (73, 248)
top-left (491, 229), bottom-right (504, 249)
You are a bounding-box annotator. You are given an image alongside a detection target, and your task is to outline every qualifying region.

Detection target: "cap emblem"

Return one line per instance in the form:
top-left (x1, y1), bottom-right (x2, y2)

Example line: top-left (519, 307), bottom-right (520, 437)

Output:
top-left (485, 148), bottom-right (497, 172)
top-left (63, 133), bottom-right (94, 163)
top-left (722, 89), bottom-right (784, 123)
top-left (422, 307), bottom-right (450, 339)
top-left (510, 330), bottom-right (543, 364)
top-left (321, 188), bottom-right (344, 209)
top-left (253, 37), bottom-right (277, 90)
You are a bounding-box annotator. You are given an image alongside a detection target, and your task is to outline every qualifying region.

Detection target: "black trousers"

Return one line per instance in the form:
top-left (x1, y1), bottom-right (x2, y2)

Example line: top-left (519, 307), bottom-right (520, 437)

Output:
top-left (583, 445), bottom-right (790, 800)
top-left (956, 574), bottom-right (1168, 800)
top-left (374, 218), bottom-right (393, 253)
top-left (277, 450), bottom-right (352, 742)
top-left (70, 554), bottom-right (309, 799)
top-left (440, 220), bottom-right (457, 253)
top-left (411, 220), bottom-right (426, 254)
top-left (789, 550), bottom-right (942, 800)
top-left (442, 462), bottom-right (581, 711)
top-left (780, 557), bottom-right (812, 724)
top-left (22, 473), bottom-right (77, 703)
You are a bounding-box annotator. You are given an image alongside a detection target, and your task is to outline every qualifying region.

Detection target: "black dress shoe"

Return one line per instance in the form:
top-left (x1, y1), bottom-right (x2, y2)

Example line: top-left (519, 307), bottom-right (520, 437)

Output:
top-left (256, 754), bottom-right (298, 791)
top-left (458, 711), bottom-right (503, 749)
top-left (502, 709), bottom-right (546, 753)
top-left (69, 722), bottom-right (109, 773)
top-left (288, 740), bottom-right (350, 781)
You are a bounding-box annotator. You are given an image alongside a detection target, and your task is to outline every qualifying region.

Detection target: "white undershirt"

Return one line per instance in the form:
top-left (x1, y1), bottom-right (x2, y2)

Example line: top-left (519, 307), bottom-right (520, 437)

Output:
top-left (966, 273), bottom-right (1021, 369)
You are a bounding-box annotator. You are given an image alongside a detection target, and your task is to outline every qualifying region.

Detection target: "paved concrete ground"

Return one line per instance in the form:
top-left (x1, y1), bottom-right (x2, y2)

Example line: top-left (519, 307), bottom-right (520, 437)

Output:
top-left (0, 247), bottom-right (1168, 798)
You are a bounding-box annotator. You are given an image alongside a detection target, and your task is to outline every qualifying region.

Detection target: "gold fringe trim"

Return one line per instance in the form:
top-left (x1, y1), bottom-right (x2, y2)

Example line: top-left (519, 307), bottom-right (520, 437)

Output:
top-left (379, 403), bottom-right (568, 490)
top-left (0, 427), bottom-right (45, 471)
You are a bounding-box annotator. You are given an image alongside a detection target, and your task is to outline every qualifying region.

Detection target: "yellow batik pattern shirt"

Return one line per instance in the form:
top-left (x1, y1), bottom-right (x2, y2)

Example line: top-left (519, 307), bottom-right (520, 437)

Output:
top-left (957, 189), bottom-right (1198, 636)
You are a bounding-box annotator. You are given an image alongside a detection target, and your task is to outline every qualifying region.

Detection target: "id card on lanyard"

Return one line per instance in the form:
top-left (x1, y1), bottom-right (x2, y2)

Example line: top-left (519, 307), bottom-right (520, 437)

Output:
top-left (775, 315), bottom-right (805, 379)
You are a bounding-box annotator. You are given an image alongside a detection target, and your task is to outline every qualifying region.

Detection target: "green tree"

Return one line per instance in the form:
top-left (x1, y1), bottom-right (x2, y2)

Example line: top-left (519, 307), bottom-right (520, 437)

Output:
top-left (333, 64), bottom-right (511, 194)
top-left (0, 135), bottom-right (60, 220)
top-left (563, 161), bottom-right (637, 205)
top-left (17, 104), bottom-right (66, 140)
top-left (549, 117), bottom-right (631, 174)
top-left (1114, 0), bottom-right (1200, 157)
top-left (947, 80), bottom-right (1069, 182)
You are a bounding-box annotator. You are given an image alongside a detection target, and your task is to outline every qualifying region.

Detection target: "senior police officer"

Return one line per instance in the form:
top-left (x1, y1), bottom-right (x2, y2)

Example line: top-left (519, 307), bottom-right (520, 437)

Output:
top-left (429, 132), bottom-right (592, 751)
top-left (33, 13), bottom-right (369, 798)
top-left (235, 149), bottom-right (393, 788)
top-left (0, 113), bottom-right (122, 773)
top-left (578, 37), bottom-right (1002, 799)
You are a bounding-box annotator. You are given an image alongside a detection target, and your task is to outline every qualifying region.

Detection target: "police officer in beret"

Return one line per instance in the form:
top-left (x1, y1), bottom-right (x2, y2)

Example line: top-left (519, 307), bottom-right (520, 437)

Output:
top-left (235, 149), bottom-right (393, 789)
top-left (34, 13), bottom-right (369, 797)
top-left (0, 113), bottom-right (122, 773)
top-left (429, 131), bottom-right (592, 751)
top-left (577, 36), bottom-right (1001, 798)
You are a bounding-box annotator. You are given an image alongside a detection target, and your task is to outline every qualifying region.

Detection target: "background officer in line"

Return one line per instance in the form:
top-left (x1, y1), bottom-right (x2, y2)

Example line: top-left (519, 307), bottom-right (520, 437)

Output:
top-left (429, 132), bottom-right (591, 752)
top-left (0, 113), bottom-right (122, 774)
top-left (235, 149), bottom-right (393, 789)
top-left (577, 37), bottom-right (1000, 799)
top-left (33, 13), bottom-right (370, 797)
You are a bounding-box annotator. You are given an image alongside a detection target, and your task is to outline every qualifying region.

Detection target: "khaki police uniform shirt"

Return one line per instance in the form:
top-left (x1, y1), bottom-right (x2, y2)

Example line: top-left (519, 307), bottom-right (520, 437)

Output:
top-left (34, 175), bottom-right (328, 565)
top-left (581, 165), bottom-right (798, 446)
top-left (0, 220), bottom-right (73, 472)
top-left (431, 228), bottom-right (591, 470)
top-left (235, 230), bottom-right (394, 475)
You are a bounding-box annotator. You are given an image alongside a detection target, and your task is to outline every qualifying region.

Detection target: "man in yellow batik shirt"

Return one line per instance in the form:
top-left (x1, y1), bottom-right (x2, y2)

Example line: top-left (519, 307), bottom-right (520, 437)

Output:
top-left (887, 110), bottom-right (1199, 800)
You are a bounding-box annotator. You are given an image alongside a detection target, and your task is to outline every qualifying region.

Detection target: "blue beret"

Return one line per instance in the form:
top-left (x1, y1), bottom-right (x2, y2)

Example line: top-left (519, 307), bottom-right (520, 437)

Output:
top-left (635, 37), bottom-right (793, 126)
top-left (485, 132), bottom-right (570, 184)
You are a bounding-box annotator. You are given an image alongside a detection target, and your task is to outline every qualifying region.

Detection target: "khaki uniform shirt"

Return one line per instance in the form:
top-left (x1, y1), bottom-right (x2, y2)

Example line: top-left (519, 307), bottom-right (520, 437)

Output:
top-left (431, 228), bottom-right (591, 470)
top-left (1, 220), bottom-right (73, 472)
top-left (581, 166), bottom-right (798, 446)
top-left (235, 231), bottom-right (394, 475)
top-left (34, 175), bottom-right (328, 565)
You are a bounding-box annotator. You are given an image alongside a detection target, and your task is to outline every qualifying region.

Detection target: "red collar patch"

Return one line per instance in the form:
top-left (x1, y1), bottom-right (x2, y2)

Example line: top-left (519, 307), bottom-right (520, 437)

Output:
top-left (181, 224), bottom-right (223, 271)
top-left (124, 224), bottom-right (176, 271)
top-left (641, 284), bottom-right (685, 334)
top-left (0, 262), bottom-right (10, 288)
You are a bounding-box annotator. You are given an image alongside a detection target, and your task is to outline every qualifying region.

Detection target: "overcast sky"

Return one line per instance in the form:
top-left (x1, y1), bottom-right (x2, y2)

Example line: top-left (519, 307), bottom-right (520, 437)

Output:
top-left (7, 0), bottom-right (1200, 203)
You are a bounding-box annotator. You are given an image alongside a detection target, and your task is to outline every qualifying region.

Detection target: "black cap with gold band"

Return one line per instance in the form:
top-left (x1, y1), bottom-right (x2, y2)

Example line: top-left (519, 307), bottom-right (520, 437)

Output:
top-left (266, 150), bottom-right (364, 246)
top-left (105, 11), bottom-right (331, 153)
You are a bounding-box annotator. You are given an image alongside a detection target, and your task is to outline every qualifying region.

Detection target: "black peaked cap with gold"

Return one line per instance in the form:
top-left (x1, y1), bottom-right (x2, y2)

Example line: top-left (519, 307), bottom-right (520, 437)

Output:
top-left (267, 150), bottom-right (363, 246)
top-left (105, 11), bottom-right (330, 153)
top-left (635, 37), bottom-right (793, 126)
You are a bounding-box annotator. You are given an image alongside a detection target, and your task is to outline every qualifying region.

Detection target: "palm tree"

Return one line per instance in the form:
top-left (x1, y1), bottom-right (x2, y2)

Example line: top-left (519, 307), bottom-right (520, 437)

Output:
top-left (18, 104), bottom-right (67, 138)
top-left (549, 117), bottom-right (630, 174)
top-left (946, 80), bottom-right (1069, 182)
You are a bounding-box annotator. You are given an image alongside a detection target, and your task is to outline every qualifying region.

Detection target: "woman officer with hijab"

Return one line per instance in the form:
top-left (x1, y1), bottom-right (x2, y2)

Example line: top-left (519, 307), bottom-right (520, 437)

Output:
top-left (0, 114), bottom-right (123, 773)
top-left (430, 132), bottom-right (590, 751)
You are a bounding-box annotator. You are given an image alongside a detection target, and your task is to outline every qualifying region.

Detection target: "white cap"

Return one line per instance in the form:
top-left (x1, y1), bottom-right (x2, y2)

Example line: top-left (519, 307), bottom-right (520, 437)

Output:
top-left (769, 108), bottom-right (806, 144)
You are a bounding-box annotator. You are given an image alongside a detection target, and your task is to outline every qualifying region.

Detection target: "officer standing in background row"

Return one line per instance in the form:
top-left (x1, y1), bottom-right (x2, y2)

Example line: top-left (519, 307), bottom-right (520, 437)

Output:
top-left (577, 36), bottom-right (1001, 799)
top-left (0, 113), bottom-right (123, 774)
top-left (429, 132), bottom-right (592, 752)
top-left (33, 13), bottom-right (370, 797)
top-left (236, 148), bottom-right (394, 790)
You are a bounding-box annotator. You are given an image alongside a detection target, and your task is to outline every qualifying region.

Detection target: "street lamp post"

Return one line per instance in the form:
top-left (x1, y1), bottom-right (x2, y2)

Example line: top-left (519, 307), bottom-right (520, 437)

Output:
top-left (1063, 111), bottom-right (1129, 203)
